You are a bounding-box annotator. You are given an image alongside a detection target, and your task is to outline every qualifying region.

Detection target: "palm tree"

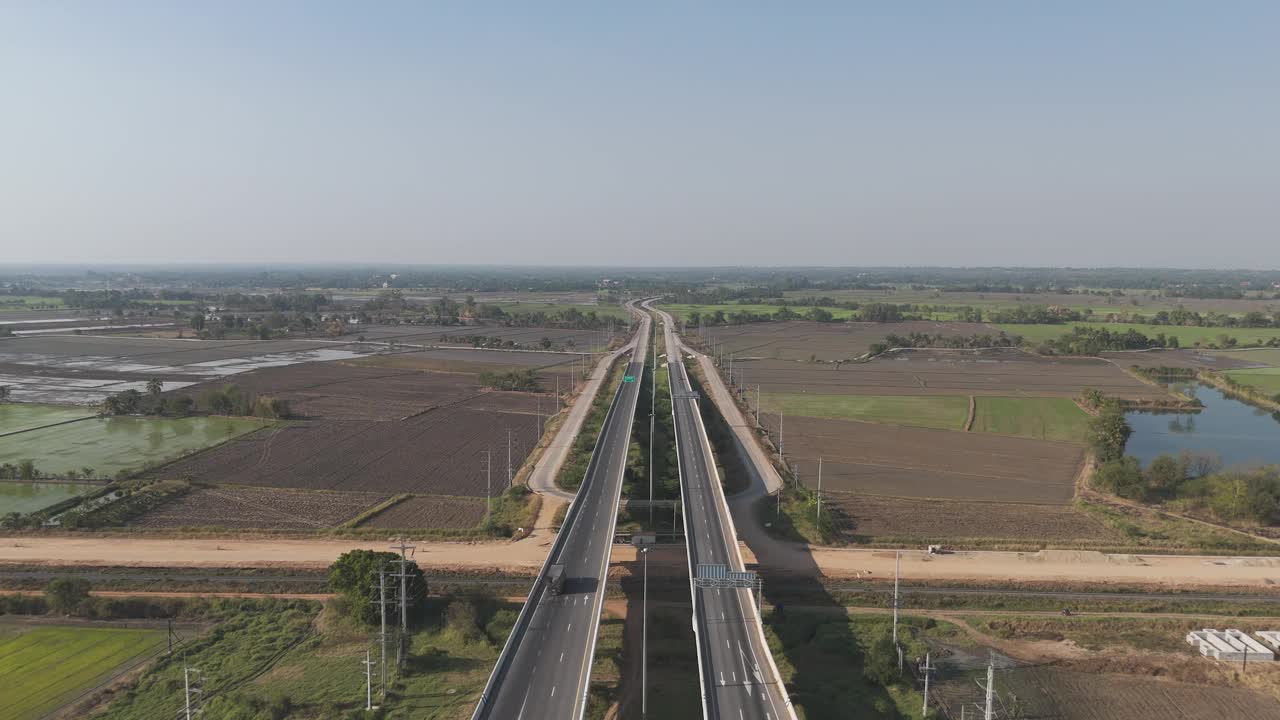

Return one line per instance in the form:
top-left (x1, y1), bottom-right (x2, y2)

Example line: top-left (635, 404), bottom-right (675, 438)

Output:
top-left (146, 378), bottom-right (164, 396)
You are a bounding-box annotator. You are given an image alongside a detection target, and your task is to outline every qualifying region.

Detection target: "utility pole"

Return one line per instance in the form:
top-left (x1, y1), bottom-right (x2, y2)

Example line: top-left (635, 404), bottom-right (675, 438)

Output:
top-left (507, 429), bottom-right (513, 488)
top-left (484, 450), bottom-right (493, 526)
top-left (364, 650), bottom-right (376, 710)
top-left (183, 666), bottom-right (201, 720)
top-left (648, 413), bottom-right (655, 528)
top-left (375, 568), bottom-right (390, 694)
top-left (755, 386), bottom-right (761, 426)
top-left (555, 375), bottom-right (561, 414)
top-left (391, 538), bottom-right (416, 665)
top-left (984, 655), bottom-right (995, 720)
top-left (921, 652), bottom-right (935, 718)
top-left (892, 550), bottom-right (901, 645)
top-left (536, 396), bottom-right (542, 441)
top-left (816, 457), bottom-right (823, 525)
top-left (779, 410), bottom-right (784, 457)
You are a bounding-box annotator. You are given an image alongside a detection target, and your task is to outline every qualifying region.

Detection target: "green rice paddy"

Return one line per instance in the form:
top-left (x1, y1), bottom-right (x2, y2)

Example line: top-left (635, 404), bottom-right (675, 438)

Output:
top-left (0, 415), bottom-right (266, 477)
top-left (0, 623), bottom-right (166, 720)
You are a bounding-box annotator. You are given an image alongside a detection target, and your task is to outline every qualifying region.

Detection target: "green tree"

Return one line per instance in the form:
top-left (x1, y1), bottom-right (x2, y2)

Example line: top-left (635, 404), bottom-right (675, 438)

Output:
top-left (1144, 454), bottom-right (1185, 498)
top-left (1086, 402), bottom-right (1131, 462)
top-left (862, 629), bottom-right (899, 686)
top-left (328, 550), bottom-right (426, 627)
top-left (45, 577), bottom-right (92, 614)
top-left (146, 377), bottom-right (164, 396)
top-left (17, 459), bottom-right (36, 481)
top-left (1093, 457), bottom-right (1145, 499)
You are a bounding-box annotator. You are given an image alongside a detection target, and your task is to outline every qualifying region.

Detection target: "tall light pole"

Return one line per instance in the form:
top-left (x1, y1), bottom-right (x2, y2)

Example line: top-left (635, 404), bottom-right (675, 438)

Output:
top-left (506, 429), bottom-right (513, 488)
top-left (641, 546), bottom-right (650, 720)
top-left (892, 550), bottom-right (901, 645)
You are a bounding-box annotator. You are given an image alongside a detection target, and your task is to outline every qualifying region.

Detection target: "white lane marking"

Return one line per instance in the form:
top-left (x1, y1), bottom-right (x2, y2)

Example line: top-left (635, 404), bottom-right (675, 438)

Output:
top-left (568, 623), bottom-right (572, 631)
top-left (720, 671), bottom-right (725, 686)
top-left (551, 685), bottom-right (556, 697)
top-left (560, 652), bottom-right (565, 663)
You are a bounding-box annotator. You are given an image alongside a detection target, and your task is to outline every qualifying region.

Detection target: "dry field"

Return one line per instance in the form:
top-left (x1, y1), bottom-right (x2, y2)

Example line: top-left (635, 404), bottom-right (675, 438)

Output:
top-left (354, 323), bottom-right (623, 350)
top-left (697, 320), bottom-right (998, 361)
top-left (357, 495), bottom-right (486, 529)
top-left (176, 361), bottom-right (505, 421)
top-left (149, 407), bottom-right (541, 497)
top-left (1101, 348), bottom-right (1271, 371)
top-left (764, 414), bottom-right (1083, 503)
top-left (132, 485), bottom-right (387, 529)
top-left (825, 493), bottom-right (1118, 544)
top-left (742, 348), bottom-right (1167, 400)
top-left (937, 666), bottom-right (1280, 720)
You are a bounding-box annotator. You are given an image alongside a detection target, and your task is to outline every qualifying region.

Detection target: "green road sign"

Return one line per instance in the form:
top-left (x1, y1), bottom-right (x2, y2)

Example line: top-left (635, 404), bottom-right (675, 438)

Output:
top-left (623, 375), bottom-right (635, 383)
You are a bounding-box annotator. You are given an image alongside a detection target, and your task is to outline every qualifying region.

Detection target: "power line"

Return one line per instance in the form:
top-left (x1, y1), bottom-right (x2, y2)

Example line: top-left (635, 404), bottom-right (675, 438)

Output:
top-left (183, 666), bottom-right (202, 720)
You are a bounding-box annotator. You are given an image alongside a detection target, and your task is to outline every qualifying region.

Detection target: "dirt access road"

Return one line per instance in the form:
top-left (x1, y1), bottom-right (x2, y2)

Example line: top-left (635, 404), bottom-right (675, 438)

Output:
top-left (8, 537), bottom-right (1280, 591)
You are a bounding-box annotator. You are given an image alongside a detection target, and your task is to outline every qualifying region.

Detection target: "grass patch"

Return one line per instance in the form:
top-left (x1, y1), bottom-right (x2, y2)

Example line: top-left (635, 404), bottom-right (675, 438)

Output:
top-left (1078, 498), bottom-right (1280, 554)
top-left (0, 623), bottom-right (166, 720)
top-left (765, 610), bottom-right (957, 719)
top-left (762, 393), bottom-right (969, 431)
top-left (972, 396), bottom-right (1090, 442)
top-left (98, 596), bottom-right (508, 719)
top-left (962, 614), bottom-right (1280, 654)
top-left (758, 485), bottom-right (842, 546)
top-left (1224, 367), bottom-right (1280, 395)
top-left (1210, 348), bottom-right (1280, 367)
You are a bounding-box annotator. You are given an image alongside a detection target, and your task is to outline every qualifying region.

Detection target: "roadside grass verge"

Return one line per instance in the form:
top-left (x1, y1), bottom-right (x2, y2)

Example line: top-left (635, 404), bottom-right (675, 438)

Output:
top-left (765, 611), bottom-right (955, 719)
top-left (757, 484), bottom-right (843, 546)
top-left (556, 357), bottom-right (626, 491)
top-left (761, 392), bottom-right (969, 431)
top-left (972, 396), bottom-right (1091, 442)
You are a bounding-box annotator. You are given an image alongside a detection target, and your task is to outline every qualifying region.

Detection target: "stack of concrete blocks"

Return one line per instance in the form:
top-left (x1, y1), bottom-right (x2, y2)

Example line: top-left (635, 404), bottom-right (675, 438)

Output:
top-left (1255, 631), bottom-right (1280, 652)
top-left (1185, 629), bottom-right (1276, 661)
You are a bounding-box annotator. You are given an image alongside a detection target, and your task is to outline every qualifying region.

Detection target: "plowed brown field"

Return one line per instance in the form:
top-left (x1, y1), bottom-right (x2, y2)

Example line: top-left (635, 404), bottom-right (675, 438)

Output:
top-left (825, 493), bottom-right (1118, 544)
top-left (700, 320), bottom-right (997, 362)
top-left (742, 348), bottom-right (1167, 400)
top-left (151, 408), bottom-right (540, 496)
top-left (358, 496), bottom-right (486, 530)
top-left (764, 414), bottom-right (1083, 504)
top-left (133, 486), bottom-right (386, 529)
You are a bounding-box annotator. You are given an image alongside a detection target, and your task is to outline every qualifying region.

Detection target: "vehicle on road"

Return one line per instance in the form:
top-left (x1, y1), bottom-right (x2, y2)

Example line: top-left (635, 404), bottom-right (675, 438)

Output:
top-left (547, 564), bottom-right (567, 595)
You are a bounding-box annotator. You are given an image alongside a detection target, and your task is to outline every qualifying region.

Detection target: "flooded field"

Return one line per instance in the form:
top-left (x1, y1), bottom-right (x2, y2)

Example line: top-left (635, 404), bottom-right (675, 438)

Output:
top-left (0, 482), bottom-right (87, 514)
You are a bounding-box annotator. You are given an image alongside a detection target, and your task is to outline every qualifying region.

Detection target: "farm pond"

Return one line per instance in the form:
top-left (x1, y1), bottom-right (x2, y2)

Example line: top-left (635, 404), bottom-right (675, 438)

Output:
top-left (1125, 382), bottom-right (1280, 468)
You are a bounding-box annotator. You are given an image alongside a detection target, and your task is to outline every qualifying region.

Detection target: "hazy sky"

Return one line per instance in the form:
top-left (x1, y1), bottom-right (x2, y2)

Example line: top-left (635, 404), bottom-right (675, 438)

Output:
top-left (2, 2), bottom-right (1277, 267)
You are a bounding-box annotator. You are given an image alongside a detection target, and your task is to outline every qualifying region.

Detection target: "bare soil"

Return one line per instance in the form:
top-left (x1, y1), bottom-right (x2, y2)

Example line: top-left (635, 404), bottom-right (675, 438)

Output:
top-left (827, 493), bottom-right (1119, 544)
top-left (762, 414), bottom-right (1084, 504)
top-left (357, 495), bottom-right (486, 529)
top-left (702, 320), bottom-right (997, 362)
top-left (743, 347), bottom-right (1168, 399)
top-left (131, 485), bottom-right (386, 530)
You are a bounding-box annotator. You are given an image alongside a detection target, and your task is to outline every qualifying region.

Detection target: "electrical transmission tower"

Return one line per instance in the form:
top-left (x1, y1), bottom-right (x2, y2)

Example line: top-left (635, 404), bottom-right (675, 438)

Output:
top-left (372, 566), bottom-right (393, 697)
top-left (390, 538), bottom-right (417, 666)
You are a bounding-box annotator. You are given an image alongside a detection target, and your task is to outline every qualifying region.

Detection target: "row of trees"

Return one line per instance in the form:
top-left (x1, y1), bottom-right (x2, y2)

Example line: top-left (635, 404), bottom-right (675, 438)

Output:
top-left (478, 369), bottom-right (543, 392)
top-left (202, 385), bottom-right (292, 419)
top-left (872, 331), bottom-right (1022, 355)
top-left (1094, 452), bottom-right (1280, 525)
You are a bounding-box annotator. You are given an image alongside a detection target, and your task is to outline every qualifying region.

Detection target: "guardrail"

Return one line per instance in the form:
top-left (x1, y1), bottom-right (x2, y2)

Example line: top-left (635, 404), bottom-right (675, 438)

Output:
top-left (470, 352), bottom-right (632, 720)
